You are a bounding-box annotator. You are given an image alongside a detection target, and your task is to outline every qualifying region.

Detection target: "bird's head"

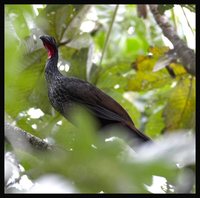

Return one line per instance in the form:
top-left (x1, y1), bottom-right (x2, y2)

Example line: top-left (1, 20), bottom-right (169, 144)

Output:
top-left (40, 35), bottom-right (57, 59)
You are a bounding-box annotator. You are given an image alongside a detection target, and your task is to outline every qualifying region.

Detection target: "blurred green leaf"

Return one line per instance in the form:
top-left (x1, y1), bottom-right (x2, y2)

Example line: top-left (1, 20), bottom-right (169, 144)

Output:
top-left (65, 47), bottom-right (89, 80)
top-left (93, 31), bottom-right (106, 50)
top-left (127, 47), bottom-right (174, 92)
top-left (18, 109), bottom-right (181, 193)
top-left (181, 4), bottom-right (196, 12)
top-left (145, 109), bottom-right (165, 138)
top-left (36, 5), bottom-right (84, 41)
top-left (169, 63), bottom-right (187, 76)
top-left (62, 5), bottom-right (90, 40)
top-left (163, 76), bottom-right (195, 131)
top-left (53, 118), bottom-right (76, 150)
top-left (5, 5), bottom-right (34, 39)
top-left (96, 63), bottom-right (130, 92)
top-left (158, 4), bottom-right (174, 14)
top-left (128, 71), bottom-right (173, 92)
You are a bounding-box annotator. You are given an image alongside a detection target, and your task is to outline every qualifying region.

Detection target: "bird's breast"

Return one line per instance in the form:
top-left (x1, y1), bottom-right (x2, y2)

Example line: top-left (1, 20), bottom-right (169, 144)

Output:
top-left (47, 82), bottom-right (71, 115)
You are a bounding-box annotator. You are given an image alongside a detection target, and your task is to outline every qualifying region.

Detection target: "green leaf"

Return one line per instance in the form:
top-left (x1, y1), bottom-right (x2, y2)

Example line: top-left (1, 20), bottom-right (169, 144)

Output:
top-left (55, 5), bottom-right (74, 40)
top-left (126, 37), bottom-right (143, 54)
top-left (163, 76), bottom-right (195, 131)
top-left (62, 5), bottom-right (90, 40)
top-left (127, 46), bottom-right (173, 92)
top-left (68, 105), bottom-right (99, 152)
top-left (66, 33), bottom-right (92, 49)
top-left (181, 4), bottom-right (196, 12)
top-left (128, 71), bottom-right (173, 92)
top-left (64, 47), bottom-right (89, 80)
top-left (5, 57), bottom-right (51, 119)
top-left (53, 118), bottom-right (76, 150)
top-left (158, 5), bottom-right (174, 14)
top-left (5, 7), bottom-right (50, 118)
top-left (5, 5), bottom-right (34, 39)
top-left (93, 31), bottom-right (106, 50)
top-left (59, 34), bottom-right (93, 82)
top-left (96, 63), bottom-right (131, 92)
top-left (36, 5), bottom-right (83, 41)
top-left (145, 109), bottom-right (165, 138)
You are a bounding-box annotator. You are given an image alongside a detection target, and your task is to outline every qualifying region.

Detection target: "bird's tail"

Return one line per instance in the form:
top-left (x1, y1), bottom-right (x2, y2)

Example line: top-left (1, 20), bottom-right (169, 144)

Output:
top-left (124, 121), bottom-right (152, 143)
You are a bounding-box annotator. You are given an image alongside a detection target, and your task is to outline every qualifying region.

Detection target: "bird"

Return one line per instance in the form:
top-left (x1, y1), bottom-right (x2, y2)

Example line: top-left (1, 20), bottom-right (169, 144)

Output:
top-left (39, 35), bottom-right (152, 144)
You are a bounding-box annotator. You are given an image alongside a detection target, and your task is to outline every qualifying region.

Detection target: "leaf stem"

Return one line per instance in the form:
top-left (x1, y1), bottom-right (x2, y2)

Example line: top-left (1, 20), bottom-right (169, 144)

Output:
top-left (99, 5), bottom-right (119, 67)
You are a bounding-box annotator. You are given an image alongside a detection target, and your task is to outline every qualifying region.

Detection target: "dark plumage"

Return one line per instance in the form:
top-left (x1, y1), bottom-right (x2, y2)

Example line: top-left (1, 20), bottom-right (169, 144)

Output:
top-left (40, 35), bottom-right (152, 144)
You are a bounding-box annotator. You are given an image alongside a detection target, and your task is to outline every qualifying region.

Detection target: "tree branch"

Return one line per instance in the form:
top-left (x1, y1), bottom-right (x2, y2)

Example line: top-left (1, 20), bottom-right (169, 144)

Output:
top-left (149, 5), bottom-right (195, 76)
top-left (57, 39), bottom-right (72, 48)
top-left (5, 122), bottom-right (53, 152)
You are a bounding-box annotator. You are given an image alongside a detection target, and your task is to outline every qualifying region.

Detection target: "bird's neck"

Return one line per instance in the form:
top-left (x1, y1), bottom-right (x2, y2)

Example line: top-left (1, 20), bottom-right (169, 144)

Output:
top-left (45, 52), bottom-right (62, 84)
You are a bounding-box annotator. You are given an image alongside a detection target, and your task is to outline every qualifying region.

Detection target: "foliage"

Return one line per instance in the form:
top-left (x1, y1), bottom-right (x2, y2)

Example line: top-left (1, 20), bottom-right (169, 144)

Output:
top-left (158, 4), bottom-right (196, 14)
top-left (181, 4), bottom-right (196, 13)
top-left (158, 4), bottom-right (175, 14)
top-left (5, 4), bottom-right (195, 193)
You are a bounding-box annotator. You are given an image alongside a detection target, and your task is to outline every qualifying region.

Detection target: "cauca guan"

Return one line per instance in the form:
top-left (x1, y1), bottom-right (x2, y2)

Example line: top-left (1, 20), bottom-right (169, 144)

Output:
top-left (40, 35), bottom-right (152, 144)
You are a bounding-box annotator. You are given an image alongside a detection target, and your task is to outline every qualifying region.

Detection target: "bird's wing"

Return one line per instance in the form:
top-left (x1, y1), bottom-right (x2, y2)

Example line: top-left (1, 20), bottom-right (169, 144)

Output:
top-left (62, 78), bottom-right (152, 142)
top-left (66, 78), bottom-right (134, 125)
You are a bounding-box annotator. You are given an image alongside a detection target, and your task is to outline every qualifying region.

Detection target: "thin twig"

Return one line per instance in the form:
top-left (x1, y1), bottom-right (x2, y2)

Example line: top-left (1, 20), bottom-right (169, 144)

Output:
top-left (181, 5), bottom-right (194, 36)
top-left (99, 5), bottom-right (119, 67)
top-left (57, 39), bottom-right (72, 47)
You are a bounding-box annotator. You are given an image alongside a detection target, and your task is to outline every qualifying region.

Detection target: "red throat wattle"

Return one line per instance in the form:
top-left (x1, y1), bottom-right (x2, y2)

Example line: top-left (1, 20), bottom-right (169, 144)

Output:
top-left (44, 43), bottom-right (55, 59)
